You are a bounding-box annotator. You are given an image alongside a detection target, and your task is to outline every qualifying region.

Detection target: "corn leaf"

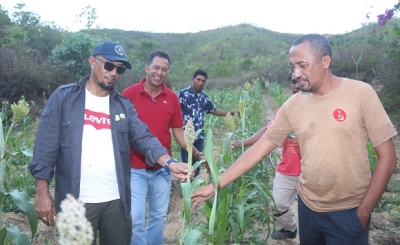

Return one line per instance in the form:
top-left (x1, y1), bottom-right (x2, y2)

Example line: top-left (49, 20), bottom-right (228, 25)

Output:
top-left (6, 224), bottom-right (30, 245)
top-left (180, 181), bottom-right (192, 224)
top-left (205, 117), bottom-right (220, 235)
top-left (191, 178), bottom-right (204, 192)
top-left (0, 116), bottom-right (4, 159)
top-left (0, 227), bottom-right (7, 245)
top-left (184, 229), bottom-right (202, 245)
top-left (9, 189), bottom-right (38, 238)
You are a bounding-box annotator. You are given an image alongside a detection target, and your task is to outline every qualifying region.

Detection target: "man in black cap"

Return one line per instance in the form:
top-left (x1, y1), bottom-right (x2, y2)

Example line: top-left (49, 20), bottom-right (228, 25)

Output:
top-left (29, 41), bottom-right (192, 245)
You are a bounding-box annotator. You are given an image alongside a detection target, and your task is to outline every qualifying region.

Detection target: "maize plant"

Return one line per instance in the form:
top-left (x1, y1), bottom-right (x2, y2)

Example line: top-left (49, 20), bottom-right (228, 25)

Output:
top-left (179, 118), bottom-right (205, 245)
top-left (0, 99), bottom-right (37, 245)
top-left (183, 80), bottom-right (276, 244)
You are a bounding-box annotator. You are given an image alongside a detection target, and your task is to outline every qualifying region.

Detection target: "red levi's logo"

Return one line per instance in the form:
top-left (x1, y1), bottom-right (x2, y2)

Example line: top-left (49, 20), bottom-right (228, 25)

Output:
top-left (333, 109), bottom-right (347, 122)
top-left (84, 109), bottom-right (111, 130)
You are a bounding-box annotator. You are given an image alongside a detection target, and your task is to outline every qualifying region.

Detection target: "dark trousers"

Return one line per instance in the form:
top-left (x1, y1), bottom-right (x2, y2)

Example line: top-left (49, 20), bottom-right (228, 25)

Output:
top-left (181, 138), bottom-right (204, 177)
top-left (298, 196), bottom-right (370, 245)
top-left (85, 199), bottom-right (132, 245)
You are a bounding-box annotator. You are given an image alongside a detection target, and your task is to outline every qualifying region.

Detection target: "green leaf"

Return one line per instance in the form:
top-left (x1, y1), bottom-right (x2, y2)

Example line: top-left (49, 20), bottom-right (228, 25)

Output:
top-left (233, 204), bottom-right (245, 234)
top-left (10, 149), bottom-right (33, 157)
top-left (191, 177), bottom-right (204, 192)
top-left (192, 159), bottom-right (205, 175)
top-left (0, 227), bottom-right (7, 245)
top-left (180, 181), bottom-right (192, 224)
top-left (204, 200), bottom-right (212, 219)
top-left (6, 224), bottom-right (30, 245)
top-left (9, 189), bottom-right (38, 238)
top-left (209, 191), bottom-right (218, 235)
top-left (222, 132), bottom-right (234, 163)
top-left (184, 229), bottom-right (202, 245)
top-left (0, 191), bottom-right (9, 206)
top-left (205, 118), bottom-right (220, 187)
top-left (0, 117), bottom-right (4, 159)
top-left (194, 129), bottom-right (203, 140)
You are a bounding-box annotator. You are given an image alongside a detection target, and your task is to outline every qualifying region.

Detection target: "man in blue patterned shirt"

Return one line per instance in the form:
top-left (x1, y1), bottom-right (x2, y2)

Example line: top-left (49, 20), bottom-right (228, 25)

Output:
top-left (177, 69), bottom-right (235, 176)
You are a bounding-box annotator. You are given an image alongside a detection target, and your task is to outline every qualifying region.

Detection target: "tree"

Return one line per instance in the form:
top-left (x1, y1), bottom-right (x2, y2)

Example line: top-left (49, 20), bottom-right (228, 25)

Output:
top-left (49, 32), bottom-right (97, 81)
top-left (11, 4), bottom-right (40, 30)
top-left (372, 2), bottom-right (400, 123)
top-left (76, 5), bottom-right (98, 30)
top-left (0, 5), bottom-right (11, 30)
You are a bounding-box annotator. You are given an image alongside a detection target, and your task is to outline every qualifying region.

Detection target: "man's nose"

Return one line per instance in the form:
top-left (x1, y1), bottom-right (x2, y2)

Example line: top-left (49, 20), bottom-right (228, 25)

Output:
top-left (292, 67), bottom-right (302, 78)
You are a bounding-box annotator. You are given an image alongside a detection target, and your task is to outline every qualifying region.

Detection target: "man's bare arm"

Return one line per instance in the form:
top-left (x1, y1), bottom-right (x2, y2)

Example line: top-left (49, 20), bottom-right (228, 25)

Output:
top-left (357, 138), bottom-right (397, 228)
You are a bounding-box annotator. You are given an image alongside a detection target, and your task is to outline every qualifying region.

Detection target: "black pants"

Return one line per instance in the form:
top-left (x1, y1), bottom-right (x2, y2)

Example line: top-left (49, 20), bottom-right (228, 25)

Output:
top-left (85, 199), bottom-right (132, 245)
top-left (298, 196), bottom-right (370, 245)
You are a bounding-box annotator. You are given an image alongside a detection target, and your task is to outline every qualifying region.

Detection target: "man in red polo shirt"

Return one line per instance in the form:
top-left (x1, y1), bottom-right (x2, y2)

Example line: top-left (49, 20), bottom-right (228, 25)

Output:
top-left (122, 50), bottom-right (203, 245)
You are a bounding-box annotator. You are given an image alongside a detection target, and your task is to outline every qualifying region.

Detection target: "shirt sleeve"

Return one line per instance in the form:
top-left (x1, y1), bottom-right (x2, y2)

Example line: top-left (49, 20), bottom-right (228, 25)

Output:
top-left (266, 108), bottom-right (280, 128)
top-left (361, 86), bottom-right (397, 147)
top-left (29, 89), bottom-right (61, 181)
top-left (204, 94), bottom-right (216, 114)
top-left (262, 104), bottom-right (292, 147)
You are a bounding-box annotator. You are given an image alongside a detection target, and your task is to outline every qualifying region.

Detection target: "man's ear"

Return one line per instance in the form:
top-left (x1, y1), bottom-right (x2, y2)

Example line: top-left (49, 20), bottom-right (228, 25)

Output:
top-left (89, 56), bottom-right (95, 69)
top-left (321, 56), bottom-right (331, 68)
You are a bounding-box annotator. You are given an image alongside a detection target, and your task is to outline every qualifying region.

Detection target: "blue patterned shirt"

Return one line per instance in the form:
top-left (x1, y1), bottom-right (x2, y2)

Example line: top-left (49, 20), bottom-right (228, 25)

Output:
top-left (177, 86), bottom-right (216, 139)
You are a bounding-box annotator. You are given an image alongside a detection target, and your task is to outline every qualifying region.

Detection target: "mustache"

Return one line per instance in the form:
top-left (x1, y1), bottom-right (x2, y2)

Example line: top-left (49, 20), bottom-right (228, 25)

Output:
top-left (297, 77), bottom-right (308, 82)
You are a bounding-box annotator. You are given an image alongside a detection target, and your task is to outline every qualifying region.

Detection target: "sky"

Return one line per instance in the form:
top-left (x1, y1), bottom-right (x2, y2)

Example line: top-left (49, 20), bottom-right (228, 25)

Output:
top-left (1, 0), bottom-right (399, 34)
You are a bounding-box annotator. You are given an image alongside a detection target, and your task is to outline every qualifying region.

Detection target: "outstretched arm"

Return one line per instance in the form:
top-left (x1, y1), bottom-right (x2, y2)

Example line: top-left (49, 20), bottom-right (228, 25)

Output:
top-left (191, 137), bottom-right (277, 210)
top-left (212, 109), bottom-right (235, 116)
top-left (231, 127), bottom-right (268, 150)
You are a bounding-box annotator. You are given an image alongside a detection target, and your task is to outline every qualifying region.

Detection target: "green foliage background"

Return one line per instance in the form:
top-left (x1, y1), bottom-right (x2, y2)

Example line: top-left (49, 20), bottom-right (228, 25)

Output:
top-left (1, 4), bottom-right (400, 122)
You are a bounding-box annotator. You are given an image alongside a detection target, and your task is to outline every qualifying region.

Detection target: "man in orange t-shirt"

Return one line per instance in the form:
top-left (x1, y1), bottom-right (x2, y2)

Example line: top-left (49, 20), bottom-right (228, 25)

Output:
top-left (194, 34), bottom-right (397, 245)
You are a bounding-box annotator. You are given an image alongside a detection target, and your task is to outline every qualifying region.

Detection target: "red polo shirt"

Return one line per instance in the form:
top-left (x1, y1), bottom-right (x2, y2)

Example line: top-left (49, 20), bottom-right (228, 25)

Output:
top-left (122, 78), bottom-right (183, 169)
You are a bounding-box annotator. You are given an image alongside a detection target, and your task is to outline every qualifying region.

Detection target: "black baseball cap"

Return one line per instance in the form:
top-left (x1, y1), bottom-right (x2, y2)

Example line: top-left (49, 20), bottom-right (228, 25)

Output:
top-left (91, 41), bottom-right (132, 69)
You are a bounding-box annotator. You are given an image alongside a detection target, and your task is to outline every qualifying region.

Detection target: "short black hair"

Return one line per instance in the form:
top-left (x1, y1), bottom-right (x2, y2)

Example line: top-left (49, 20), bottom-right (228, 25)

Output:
top-left (148, 50), bottom-right (171, 67)
top-left (193, 69), bottom-right (208, 79)
top-left (293, 34), bottom-right (332, 60)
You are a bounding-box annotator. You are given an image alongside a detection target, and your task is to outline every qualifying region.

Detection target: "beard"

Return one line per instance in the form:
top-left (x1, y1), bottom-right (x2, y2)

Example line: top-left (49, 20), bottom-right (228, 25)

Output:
top-left (300, 85), bottom-right (312, 92)
top-left (99, 82), bottom-right (113, 91)
top-left (298, 77), bottom-right (314, 92)
top-left (299, 81), bottom-right (312, 92)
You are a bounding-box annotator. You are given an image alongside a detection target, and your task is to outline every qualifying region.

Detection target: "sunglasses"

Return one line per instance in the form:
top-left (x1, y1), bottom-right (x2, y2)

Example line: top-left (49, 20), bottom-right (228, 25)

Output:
top-left (94, 57), bottom-right (127, 74)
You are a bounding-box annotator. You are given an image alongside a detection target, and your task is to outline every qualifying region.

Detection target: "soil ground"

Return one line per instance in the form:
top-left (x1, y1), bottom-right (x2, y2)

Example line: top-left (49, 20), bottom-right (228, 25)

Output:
top-left (3, 92), bottom-right (400, 245)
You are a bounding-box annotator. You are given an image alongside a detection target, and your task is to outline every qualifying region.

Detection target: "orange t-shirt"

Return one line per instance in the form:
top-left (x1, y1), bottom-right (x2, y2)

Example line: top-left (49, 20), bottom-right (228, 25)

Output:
top-left (263, 78), bottom-right (397, 212)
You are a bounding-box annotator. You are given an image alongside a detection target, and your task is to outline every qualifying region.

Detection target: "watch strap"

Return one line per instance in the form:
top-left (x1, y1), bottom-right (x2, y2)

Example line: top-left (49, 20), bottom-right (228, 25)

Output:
top-left (165, 158), bottom-right (177, 174)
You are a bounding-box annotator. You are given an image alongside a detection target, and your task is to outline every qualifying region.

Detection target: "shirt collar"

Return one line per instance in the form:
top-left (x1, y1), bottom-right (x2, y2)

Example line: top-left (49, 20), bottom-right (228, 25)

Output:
top-left (139, 77), bottom-right (167, 97)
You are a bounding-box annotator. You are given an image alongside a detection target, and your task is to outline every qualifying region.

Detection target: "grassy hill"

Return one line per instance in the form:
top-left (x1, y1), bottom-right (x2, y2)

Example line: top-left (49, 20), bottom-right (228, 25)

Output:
top-left (100, 22), bottom-right (397, 92)
top-left (1, 3), bottom-right (399, 113)
top-left (104, 24), bottom-right (301, 90)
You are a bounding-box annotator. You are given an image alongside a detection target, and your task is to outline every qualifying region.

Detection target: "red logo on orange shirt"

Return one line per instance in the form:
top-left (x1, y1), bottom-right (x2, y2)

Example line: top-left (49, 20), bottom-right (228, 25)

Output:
top-left (84, 109), bottom-right (111, 130)
top-left (333, 109), bottom-right (347, 122)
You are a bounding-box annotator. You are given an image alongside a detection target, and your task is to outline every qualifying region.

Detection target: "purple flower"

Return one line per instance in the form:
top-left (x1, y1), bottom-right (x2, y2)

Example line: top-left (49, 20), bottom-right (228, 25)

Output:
top-left (386, 9), bottom-right (394, 20)
top-left (373, 28), bottom-right (377, 34)
top-left (377, 9), bottom-right (395, 26)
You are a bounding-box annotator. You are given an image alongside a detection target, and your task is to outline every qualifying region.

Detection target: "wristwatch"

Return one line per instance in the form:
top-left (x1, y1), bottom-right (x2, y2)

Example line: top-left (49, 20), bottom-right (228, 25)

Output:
top-left (165, 158), bottom-right (178, 174)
